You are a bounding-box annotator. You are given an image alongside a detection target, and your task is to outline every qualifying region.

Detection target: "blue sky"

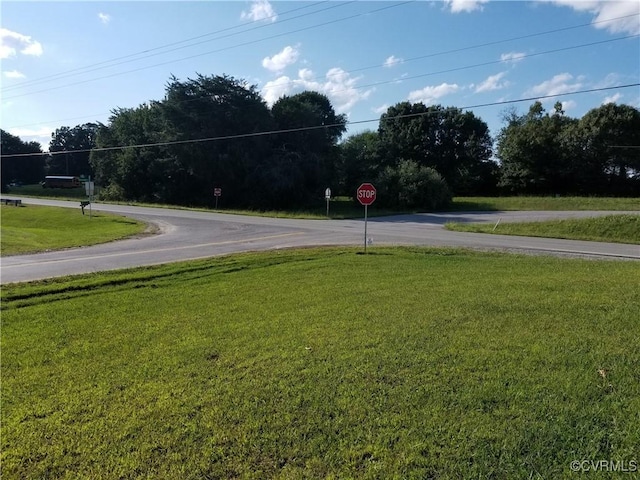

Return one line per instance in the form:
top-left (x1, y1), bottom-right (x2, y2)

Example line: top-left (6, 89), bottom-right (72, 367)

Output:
top-left (1, 1), bottom-right (639, 150)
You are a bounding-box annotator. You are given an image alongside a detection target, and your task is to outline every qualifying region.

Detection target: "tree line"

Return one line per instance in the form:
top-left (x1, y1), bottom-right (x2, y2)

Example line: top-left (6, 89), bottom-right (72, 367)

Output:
top-left (2, 73), bottom-right (638, 206)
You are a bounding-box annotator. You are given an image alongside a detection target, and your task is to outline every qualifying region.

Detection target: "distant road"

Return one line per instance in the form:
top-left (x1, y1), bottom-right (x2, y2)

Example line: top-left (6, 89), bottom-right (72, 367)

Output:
top-left (1, 197), bottom-right (638, 284)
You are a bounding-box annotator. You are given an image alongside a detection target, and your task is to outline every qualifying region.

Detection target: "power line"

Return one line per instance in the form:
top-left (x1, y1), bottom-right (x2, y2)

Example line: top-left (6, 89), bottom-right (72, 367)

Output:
top-left (0, 1), bottom-right (344, 93)
top-left (3, 83), bottom-right (637, 159)
top-left (6, 9), bottom-right (637, 97)
top-left (5, 22), bottom-right (638, 130)
top-left (352, 35), bottom-right (639, 95)
top-left (1, 1), bottom-right (414, 101)
top-left (347, 12), bottom-right (640, 76)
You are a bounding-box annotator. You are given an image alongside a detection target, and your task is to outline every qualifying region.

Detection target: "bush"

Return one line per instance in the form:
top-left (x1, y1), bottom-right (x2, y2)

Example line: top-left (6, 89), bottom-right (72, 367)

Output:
top-left (98, 183), bottom-right (126, 202)
top-left (376, 159), bottom-right (452, 211)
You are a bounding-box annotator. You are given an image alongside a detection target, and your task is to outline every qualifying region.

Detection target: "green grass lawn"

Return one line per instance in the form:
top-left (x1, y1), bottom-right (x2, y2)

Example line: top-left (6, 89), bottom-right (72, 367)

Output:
top-left (0, 204), bottom-right (147, 256)
top-left (446, 214), bottom-right (640, 245)
top-left (450, 196), bottom-right (640, 211)
top-left (2, 247), bottom-right (639, 479)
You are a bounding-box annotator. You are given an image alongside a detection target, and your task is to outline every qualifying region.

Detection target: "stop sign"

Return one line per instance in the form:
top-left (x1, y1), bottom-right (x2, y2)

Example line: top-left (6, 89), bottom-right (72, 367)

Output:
top-left (357, 183), bottom-right (376, 206)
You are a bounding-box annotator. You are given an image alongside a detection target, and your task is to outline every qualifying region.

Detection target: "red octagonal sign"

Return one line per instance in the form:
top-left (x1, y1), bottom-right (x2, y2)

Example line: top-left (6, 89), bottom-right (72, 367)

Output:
top-left (357, 183), bottom-right (376, 206)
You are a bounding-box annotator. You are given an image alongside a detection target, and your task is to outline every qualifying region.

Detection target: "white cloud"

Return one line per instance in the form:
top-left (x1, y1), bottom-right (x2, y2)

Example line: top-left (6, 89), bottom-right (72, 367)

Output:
top-left (8, 126), bottom-right (52, 146)
top-left (241, 0), bottom-right (277, 22)
top-left (408, 82), bottom-right (460, 104)
top-left (526, 73), bottom-right (584, 97)
top-left (0, 28), bottom-right (43, 59)
top-left (323, 68), bottom-right (374, 112)
top-left (261, 67), bottom-right (374, 113)
top-left (560, 100), bottom-right (577, 111)
top-left (444, 0), bottom-right (489, 13)
top-left (475, 72), bottom-right (509, 93)
top-left (98, 13), bottom-right (111, 25)
top-left (261, 76), bottom-right (292, 106)
top-left (383, 55), bottom-right (403, 68)
top-left (299, 68), bottom-right (314, 82)
top-left (546, 1), bottom-right (640, 35)
top-left (4, 70), bottom-right (25, 79)
top-left (602, 93), bottom-right (622, 104)
top-left (593, 72), bottom-right (622, 89)
top-left (262, 45), bottom-right (300, 73)
top-left (373, 104), bottom-right (390, 115)
top-left (501, 51), bottom-right (526, 64)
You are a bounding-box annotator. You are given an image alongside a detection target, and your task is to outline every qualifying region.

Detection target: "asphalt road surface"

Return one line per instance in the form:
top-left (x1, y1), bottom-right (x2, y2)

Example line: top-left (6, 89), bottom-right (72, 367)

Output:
top-left (2, 197), bottom-right (638, 284)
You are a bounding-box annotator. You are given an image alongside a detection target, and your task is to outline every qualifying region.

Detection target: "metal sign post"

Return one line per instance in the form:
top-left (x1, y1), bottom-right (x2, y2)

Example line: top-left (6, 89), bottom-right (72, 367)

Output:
top-left (214, 187), bottom-right (222, 209)
top-left (364, 204), bottom-right (368, 253)
top-left (85, 177), bottom-right (95, 219)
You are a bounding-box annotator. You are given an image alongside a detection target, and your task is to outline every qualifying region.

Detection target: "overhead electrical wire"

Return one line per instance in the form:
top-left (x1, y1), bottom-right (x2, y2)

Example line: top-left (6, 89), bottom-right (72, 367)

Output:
top-left (1, 1), bottom-right (415, 100)
top-left (3, 83), bottom-right (637, 159)
top-left (0, 0), bottom-right (346, 92)
top-left (4, 12), bottom-right (638, 130)
top-left (4, 35), bottom-right (636, 130)
top-left (350, 34), bottom-right (639, 95)
top-left (5, 9), bottom-right (636, 96)
top-left (346, 12), bottom-right (640, 76)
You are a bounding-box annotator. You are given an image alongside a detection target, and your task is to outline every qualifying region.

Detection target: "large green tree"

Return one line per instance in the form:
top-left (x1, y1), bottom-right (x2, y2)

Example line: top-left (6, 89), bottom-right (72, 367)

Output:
top-left (48, 123), bottom-right (99, 177)
top-left (335, 130), bottom-right (380, 197)
top-left (90, 104), bottom-right (174, 202)
top-left (267, 91), bottom-right (347, 205)
top-left (160, 74), bottom-right (273, 206)
top-left (497, 102), bottom-right (640, 195)
top-left (0, 129), bottom-right (44, 189)
top-left (91, 74), bottom-right (275, 207)
top-left (497, 102), bottom-right (578, 194)
top-left (575, 103), bottom-right (640, 195)
top-left (377, 103), bottom-right (495, 195)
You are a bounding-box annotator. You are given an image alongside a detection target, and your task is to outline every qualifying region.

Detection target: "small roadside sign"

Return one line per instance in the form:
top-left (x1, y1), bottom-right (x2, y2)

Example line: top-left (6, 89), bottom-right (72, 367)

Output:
top-left (213, 187), bottom-right (222, 209)
top-left (325, 187), bottom-right (331, 217)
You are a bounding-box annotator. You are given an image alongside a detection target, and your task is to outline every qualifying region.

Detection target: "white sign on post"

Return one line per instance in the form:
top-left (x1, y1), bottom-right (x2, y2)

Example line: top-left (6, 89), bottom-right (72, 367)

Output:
top-left (325, 187), bottom-right (331, 217)
top-left (85, 181), bottom-right (95, 196)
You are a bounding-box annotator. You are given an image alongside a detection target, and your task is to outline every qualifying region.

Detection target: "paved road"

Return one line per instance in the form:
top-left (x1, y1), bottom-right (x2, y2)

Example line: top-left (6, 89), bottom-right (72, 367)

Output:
top-left (2, 197), bottom-right (638, 284)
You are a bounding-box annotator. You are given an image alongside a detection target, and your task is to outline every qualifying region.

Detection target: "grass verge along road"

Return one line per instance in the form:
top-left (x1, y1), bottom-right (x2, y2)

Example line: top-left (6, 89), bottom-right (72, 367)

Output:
top-left (446, 214), bottom-right (640, 244)
top-left (2, 247), bottom-right (639, 479)
top-left (0, 204), bottom-right (147, 256)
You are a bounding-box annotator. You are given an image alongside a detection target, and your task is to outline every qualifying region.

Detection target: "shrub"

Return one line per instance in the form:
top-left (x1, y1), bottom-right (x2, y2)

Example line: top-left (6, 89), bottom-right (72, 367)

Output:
top-left (376, 159), bottom-right (452, 210)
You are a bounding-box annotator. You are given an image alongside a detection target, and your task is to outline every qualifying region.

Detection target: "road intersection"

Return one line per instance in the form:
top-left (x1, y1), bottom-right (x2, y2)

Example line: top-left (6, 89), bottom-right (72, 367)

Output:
top-left (2, 198), bottom-right (638, 284)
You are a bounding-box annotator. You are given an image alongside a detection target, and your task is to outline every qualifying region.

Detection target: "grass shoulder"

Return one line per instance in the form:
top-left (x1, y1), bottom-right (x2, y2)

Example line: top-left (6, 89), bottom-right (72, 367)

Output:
top-left (445, 214), bottom-right (640, 244)
top-left (449, 196), bottom-right (640, 211)
top-left (0, 204), bottom-right (147, 256)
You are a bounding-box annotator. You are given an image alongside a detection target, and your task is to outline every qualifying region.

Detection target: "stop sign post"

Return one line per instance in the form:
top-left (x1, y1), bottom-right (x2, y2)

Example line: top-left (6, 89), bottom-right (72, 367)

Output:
top-left (357, 183), bottom-right (376, 252)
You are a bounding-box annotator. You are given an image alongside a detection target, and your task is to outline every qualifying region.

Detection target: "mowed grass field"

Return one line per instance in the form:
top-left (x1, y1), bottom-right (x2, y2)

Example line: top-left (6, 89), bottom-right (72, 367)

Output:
top-left (449, 196), bottom-right (640, 212)
top-left (2, 247), bottom-right (639, 479)
top-left (446, 214), bottom-right (640, 245)
top-left (0, 204), bottom-right (147, 256)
